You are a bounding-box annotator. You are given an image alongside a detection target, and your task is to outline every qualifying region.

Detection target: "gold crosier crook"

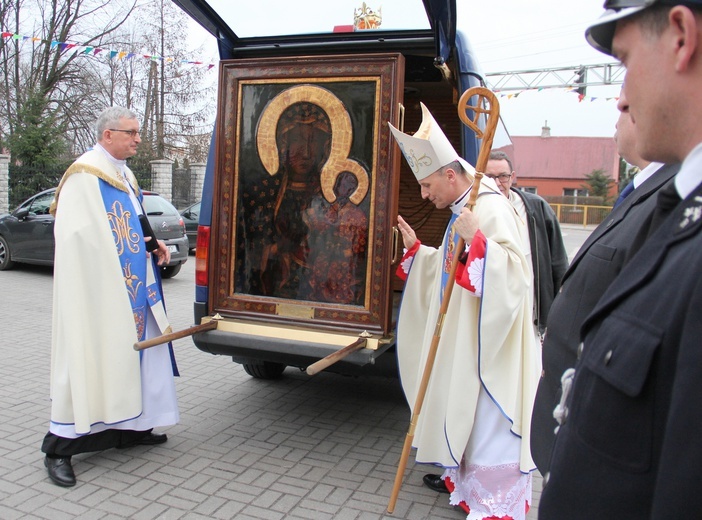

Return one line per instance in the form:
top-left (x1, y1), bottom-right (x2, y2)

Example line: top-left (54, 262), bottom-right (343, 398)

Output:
top-left (386, 86), bottom-right (500, 514)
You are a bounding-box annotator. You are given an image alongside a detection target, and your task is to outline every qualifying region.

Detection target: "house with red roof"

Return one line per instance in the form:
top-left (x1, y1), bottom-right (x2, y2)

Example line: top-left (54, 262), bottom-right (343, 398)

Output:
top-left (496, 124), bottom-right (620, 200)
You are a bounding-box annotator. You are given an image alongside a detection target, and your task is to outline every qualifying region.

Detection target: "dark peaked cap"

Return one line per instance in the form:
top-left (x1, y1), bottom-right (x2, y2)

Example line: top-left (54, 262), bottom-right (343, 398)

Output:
top-left (586, 0), bottom-right (702, 55)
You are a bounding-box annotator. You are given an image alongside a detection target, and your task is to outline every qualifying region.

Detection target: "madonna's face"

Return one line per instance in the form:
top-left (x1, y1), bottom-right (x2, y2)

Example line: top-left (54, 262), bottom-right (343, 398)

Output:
top-left (281, 123), bottom-right (331, 178)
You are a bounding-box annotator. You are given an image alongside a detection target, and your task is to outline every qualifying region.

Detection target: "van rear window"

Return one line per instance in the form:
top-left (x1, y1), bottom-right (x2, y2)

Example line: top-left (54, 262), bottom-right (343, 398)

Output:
top-left (205, 0), bottom-right (431, 38)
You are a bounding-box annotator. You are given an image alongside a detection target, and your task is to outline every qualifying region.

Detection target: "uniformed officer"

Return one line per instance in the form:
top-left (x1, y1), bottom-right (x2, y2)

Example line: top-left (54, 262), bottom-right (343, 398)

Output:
top-left (539, 1), bottom-right (702, 518)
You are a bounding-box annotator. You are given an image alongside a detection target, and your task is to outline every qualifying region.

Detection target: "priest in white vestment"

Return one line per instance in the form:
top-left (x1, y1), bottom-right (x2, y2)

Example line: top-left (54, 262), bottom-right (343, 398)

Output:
top-left (40, 107), bottom-right (180, 487)
top-left (389, 104), bottom-right (540, 520)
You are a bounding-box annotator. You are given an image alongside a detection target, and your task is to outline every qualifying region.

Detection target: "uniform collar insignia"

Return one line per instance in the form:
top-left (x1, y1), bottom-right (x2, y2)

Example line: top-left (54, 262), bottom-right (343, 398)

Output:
top-left (679, 196), bottom-right (702, 230)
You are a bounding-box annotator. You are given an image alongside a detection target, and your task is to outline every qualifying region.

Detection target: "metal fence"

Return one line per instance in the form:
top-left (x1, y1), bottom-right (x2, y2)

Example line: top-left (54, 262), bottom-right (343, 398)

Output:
top-left (550, 203), bottom-right (612, 227)
top-left (172, 166), bottom-right (192, 209)
top-left (7, 163), bottom-right (69, 209)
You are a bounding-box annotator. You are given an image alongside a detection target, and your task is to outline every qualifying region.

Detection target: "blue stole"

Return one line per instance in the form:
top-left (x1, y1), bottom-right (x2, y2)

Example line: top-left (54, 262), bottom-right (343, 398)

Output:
top-left (99, 180), bottom-right (150, 341)
top-left (440, 212), bottom-right (460, 303)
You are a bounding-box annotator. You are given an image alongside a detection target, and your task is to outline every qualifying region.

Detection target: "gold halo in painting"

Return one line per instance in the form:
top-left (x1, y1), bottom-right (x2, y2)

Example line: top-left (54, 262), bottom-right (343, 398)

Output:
top-left (256, 84), bottom-right (369, 205)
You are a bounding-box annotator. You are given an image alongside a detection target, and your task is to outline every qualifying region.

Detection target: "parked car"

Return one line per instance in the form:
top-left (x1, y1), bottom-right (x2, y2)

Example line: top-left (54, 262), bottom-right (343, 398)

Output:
top-left (179, 201), bottom-right (200, 251)
top-left (140, 191), bottom-right (189, 278)
top-left (0, 188), bottom-right (56, 270)
top-left (0, 188), bottom-right (188, 278)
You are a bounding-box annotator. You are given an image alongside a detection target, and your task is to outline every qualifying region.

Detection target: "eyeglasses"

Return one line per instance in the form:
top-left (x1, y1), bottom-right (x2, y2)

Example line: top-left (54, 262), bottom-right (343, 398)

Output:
top-left (485, 173), bottom-right (512, 183)
top-left (109, 129), bottom-right (140, 138)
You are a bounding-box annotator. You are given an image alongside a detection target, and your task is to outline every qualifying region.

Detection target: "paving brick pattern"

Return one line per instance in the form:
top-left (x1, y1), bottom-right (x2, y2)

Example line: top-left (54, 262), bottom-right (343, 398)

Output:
top-left (0, 227), bottom-right (601, 519)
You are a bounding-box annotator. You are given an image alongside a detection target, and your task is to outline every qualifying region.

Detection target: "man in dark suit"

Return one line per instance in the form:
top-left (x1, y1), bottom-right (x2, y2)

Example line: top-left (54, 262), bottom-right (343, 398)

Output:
top-left (539, 1), bottom-right (702, 517)
top-left (530, 89), bottom-right (678, 474)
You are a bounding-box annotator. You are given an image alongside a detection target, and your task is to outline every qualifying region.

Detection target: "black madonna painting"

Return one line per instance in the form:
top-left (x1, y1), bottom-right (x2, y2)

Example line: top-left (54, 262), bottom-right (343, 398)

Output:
top-left (212, 55), bottom-right (404, 334)
top-left (239, 83), bottom-right (371, 304)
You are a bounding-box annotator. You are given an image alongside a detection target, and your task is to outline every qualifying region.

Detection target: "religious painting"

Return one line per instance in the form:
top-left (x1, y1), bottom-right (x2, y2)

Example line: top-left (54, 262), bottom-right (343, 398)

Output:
top-left (210, 54), bottom-right (405, 335)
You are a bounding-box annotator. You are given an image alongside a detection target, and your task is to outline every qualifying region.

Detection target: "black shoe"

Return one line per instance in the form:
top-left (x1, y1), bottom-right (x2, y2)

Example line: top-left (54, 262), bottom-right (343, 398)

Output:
top-left (117, 432), bottom-right (168, 449)
top-left (44, 456), bottom-right (76, 487)
top-left (423, 473), bottom-right (449, 494)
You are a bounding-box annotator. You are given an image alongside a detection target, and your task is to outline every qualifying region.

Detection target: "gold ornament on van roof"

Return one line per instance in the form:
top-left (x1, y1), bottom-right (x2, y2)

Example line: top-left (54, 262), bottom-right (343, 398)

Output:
top-left (354, 3), bottom-right (382, 30)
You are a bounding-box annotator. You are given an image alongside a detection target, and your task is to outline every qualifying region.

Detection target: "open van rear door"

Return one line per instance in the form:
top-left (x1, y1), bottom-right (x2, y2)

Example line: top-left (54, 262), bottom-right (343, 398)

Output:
top-left (173, 0), bottom-right (485, 378)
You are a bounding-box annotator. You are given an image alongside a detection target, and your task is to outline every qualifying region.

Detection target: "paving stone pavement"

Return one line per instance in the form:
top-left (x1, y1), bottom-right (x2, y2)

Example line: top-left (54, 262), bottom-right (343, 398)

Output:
top-left (0, 235), bottom-right (600, 518)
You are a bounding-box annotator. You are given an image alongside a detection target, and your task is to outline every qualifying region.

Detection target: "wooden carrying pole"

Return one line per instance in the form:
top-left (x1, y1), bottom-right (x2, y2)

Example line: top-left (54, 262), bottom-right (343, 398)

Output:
top-left (305, 337), bottom-right (368, 376)
top-left (134, 319), bottom-right (219, 351)
top-left (386, 87), bottom-right (500, 514)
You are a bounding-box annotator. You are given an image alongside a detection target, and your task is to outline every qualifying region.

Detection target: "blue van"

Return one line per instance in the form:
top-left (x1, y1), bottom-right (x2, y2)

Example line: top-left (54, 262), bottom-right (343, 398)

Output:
top-left (174, 0), bottom-right (487, 379)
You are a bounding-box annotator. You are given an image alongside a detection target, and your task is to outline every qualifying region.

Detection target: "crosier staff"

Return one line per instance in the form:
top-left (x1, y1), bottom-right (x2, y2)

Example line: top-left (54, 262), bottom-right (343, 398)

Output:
top-left (386, 87), bottom-right (500, 514)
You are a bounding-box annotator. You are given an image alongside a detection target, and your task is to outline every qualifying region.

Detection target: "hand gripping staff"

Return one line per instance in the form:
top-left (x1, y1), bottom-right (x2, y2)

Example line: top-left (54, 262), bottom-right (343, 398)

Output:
top-left (386, 87), bottom-right (500, 514)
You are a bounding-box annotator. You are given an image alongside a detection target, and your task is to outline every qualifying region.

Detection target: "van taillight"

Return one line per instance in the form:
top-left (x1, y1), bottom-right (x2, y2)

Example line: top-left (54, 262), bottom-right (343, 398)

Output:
top-left (195, 225), bottom-right (209, 286)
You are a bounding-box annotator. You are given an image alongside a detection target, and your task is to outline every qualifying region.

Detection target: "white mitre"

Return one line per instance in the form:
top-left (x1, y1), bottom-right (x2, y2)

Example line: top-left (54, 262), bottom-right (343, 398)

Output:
top-left (388, 102), bottom-right (475, 180)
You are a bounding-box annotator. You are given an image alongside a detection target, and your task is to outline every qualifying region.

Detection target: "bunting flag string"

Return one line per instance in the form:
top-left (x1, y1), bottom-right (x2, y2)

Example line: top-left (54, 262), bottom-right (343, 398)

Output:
top-left (1, 31), bottom-right (216, 70)
top-left (493, 86), bottom-right (619, 104)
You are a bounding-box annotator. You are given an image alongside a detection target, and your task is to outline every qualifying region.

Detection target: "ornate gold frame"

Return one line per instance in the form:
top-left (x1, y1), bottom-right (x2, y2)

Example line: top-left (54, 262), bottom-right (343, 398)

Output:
top-left (210, 54), bottom-right (405, 335)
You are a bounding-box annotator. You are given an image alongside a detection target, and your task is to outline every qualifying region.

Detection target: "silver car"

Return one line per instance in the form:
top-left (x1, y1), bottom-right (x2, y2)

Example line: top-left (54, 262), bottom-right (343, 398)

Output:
top-left (140, 191), bottom-right (189, 278)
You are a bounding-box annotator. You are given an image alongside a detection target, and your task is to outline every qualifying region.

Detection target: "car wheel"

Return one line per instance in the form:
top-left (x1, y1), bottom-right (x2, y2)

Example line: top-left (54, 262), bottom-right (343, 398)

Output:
top-left (160, 264), bottom-right (182, 279)
top-left (0, 235), bottom-right (15, 271)
top-left (242, 361), bottom-right (286, 379)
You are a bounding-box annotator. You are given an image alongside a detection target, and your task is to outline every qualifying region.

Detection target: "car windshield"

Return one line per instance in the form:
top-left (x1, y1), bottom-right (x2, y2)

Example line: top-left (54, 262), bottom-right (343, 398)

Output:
top-left (186, 202), bottom-right (200, 218)
top-left (205, 0), bottom-right (430, 38)
top-left (22, 191), bottom-right (55, 215)
top-left (142, 195), bottom-right (179, 217)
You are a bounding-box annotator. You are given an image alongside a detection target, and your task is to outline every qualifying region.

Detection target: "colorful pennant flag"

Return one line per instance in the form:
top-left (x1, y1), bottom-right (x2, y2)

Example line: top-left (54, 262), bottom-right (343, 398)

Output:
top-left (494, 87), bottom-right (619, 104)
top-left (1, 31), bottom-right (216, 70)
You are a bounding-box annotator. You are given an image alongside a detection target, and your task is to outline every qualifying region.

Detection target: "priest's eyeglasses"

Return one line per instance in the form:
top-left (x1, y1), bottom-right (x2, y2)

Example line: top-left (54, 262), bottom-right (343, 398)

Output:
top-left (485, 173), bottom-right (512, 183)
top-left (110, 129), bottom-right (140, 138)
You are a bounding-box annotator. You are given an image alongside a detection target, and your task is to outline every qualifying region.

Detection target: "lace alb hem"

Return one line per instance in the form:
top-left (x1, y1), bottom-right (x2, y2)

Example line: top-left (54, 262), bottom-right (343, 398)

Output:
top-left (444, 462), bottom-right (531, 520)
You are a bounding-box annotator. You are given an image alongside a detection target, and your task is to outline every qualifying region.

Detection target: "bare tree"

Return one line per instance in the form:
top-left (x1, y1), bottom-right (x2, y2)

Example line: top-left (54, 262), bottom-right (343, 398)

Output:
top-left (67, 0), bottom-right (216, 167)
top-left (0, 0), bottom-right (22, 151)
top-left (127, 0), bottom-right (215, 162)
top-left (1, 0), bottom-right (215, 176)
top-left (0, 0), bottom-right (138, 162)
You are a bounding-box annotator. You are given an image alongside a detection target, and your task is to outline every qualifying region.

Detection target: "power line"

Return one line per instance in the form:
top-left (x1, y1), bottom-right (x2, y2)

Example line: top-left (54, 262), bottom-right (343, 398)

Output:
top-left (474, 23), bottom-right (588, 51)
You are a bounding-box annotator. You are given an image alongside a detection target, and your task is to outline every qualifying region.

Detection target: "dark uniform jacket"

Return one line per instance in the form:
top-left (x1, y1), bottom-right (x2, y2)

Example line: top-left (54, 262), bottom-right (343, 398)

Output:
top-left (539, 178), bottom-right (702, 519)
top-left (511, 189), bottom-right (568, 335)
top-left (529, 164), bottom-right (679, 474)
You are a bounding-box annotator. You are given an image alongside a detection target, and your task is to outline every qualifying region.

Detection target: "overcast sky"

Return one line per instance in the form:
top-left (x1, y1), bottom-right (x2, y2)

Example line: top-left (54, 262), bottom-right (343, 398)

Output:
top-left (458, 0), bottom-right (621, 138)
top-left (188, 0), bottom-right (620, 138)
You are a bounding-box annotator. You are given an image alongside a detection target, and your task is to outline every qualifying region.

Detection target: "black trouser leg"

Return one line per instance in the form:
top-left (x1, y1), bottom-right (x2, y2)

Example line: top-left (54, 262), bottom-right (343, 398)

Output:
top-left (41, 429), bottom-right (153, 457)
